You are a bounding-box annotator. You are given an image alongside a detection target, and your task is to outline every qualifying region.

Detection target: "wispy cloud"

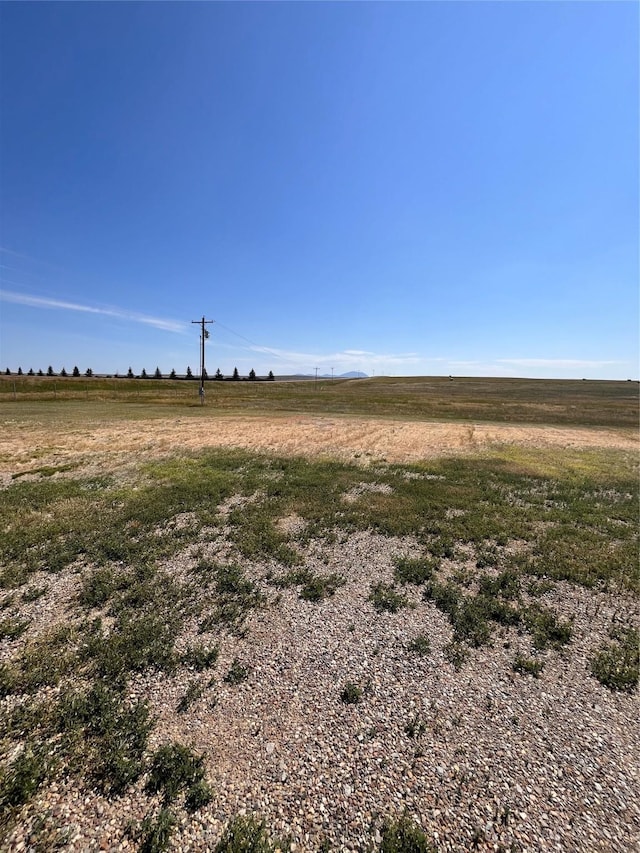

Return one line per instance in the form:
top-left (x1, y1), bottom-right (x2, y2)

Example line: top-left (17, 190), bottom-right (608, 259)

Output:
top-left (247, 344), bottom-right (421, 371)
top-left (495, 358), bottom-right (624, 369)
top-left (0, 289), bottom-right (187, 334)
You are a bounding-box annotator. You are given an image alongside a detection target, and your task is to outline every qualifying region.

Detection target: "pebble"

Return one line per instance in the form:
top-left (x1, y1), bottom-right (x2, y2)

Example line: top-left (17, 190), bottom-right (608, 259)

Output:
top-left (3, 528), bottom-right (638, 852)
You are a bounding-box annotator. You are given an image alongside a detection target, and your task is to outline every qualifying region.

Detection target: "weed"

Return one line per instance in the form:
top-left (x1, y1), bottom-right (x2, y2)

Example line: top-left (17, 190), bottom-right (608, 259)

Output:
top-left (84, 612), bottom-right (178, 685)
top-left (369, 582), bottom-right (409, 614)
top-left (443, 641), bottom-right (469, 670)
top-left (523, 606), bottom-right (572, 651)
top-left (213, 815), bottom-right (274, 853)
top-left (224, 658), bottom-right (250, 686)
top-left (185, 779), bottom-right (214, 812)
top-left (340, 682), bottom-right (362, 704)
top-left (177, 680), bottom-right (203, 713)
top-left (199, 564), bottom-right (264, 632)
top-left (427, 536), bottom-right (456, 559)
top-left (380, 814), bottom-right (435, 852)
top-left (423, 580), bottom-right (461, 615)
top-left (0, 616), bottom-right (30, 640)
top-left (299, 572), bottom-right (345, 602)
top-left (478, 570), bottom-right (521, 600)
top-left (512, 655), bottom-right (544, 678)
top-left (21, 584), bottom-right (48, 603)
top-left (526, 578), bottom-right (555, 597)
top-left (180, 643), bottom-right (219, 671)
top-left (272, 567), bottom-right (345, 602)
top-left (57, 682), bottom-right (152, 795)
top-left (0, 741), bottom-right (50, 809)
top-left (0, 624), bottom-right (76, 696)
top-left (450, 599), bottom-right (492, 647)
top-left (138, 808), bottom-right (176, 853)
top-left (145, 742), bottom-right (208, 805)
top-left (590, 627), bottom-right (639, 692)
top-left (393, 555), bottom-right (438, 586)
top-left (77, 566), bottom-right (120, 609)
top-left (404, 714), bottom-right (427, 739)
top-left (475, 543), bottom-right (499, 569)
top-left (407, 633), bottom-right (431, 656)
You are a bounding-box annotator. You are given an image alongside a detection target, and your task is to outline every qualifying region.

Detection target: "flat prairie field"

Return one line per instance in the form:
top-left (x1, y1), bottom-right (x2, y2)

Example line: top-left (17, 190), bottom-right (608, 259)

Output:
top-left (0, 377), bottom-right (638, 852)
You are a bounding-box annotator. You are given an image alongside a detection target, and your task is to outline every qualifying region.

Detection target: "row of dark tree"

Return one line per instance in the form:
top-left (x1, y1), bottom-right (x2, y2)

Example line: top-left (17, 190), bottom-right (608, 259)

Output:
top-left (4, 366), bottom-right (275, 381)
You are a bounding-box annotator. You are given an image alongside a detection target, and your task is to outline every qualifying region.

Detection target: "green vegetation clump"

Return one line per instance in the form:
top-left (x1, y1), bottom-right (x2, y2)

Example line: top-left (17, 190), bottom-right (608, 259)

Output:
top-left (145, 742), bottom-right (210, 806)
top-left (58, 682), bottom-right (152, 795)
top-left (443, 640), bottom-right (469, 670)
top-left (0, 616), bottom-right (30, 640)
top-left (478, 569), bottom-right (520, 600)
top-left (590, 627), bottom-right (639, 692)
top-left (523, 606), bottom-right (573, 651)
top-left (393, 555), bottom-right (438, 586)
top-left (0, 741), bottom-right (50, 810)
top-left (512, 655), bottom-right (544, 678)
top-left (199, 564), bottom-right (264, 631)
top-left (369, 582), bottom-right (409, 614)
top-left (177, 680), bottom-right (203, 714)
top-left (340, 681), bottom-right (362, 704)
top-left (0, 624), bottom-right (77, 697)
top-left (407, 633), bottom-right (431, 656)
top-left (274, 567), bottom-right (345, 602)
top-left (213, 815), bottom-right (281, 853)
top-left (137, 808), bottom-right (177, 853)
top-left (380, 815), bottom-right (435, 853)
top-left (224, 658), bottom-right (250, 686)
top-left (180, 643), bottom-right (219, 671)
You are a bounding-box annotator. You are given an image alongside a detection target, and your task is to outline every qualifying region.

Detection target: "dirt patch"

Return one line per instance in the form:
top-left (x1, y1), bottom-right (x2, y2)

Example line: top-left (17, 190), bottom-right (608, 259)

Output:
top-left (1, 413), bottom-right (637, 480)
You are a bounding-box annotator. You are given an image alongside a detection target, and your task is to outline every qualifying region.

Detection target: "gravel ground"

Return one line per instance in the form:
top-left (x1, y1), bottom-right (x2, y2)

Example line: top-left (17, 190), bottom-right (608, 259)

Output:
top-left (3, 526), bottom-right (638, 852)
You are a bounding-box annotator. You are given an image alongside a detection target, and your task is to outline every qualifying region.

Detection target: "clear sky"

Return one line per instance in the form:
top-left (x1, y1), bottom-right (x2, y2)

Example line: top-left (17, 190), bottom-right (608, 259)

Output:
top-left (1, 1), bottom-right (638, 379)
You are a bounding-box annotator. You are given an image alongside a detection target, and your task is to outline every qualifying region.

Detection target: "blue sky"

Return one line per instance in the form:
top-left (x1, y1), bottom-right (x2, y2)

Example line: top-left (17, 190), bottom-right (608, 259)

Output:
top-left (1, 1), bottom-right (637, 379)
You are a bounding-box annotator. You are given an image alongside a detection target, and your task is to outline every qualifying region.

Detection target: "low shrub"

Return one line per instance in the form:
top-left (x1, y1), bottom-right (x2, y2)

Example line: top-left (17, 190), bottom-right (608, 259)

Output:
top-left (145, 742), bottom-right (208, 805)
top-left (393, 555), bottom-right (437, 586)
top-left (369, 582), bottom-right (409, 614)
top-left (512, 655), bottom-right (544, 678)
top-left (224, 658), bottom-right (250, 685)
top-left (590, 627), bottom-right (639, 692)
top-left (340, 681), bottom-right (362, 704)
top-left (213, 815), bottom-right (275, 853)
top-left (380, 815), bottom-right (435, 852)
top-left (407, 633), bottom-right (431, 656)
top-left (524, 605), bottom-right (572, 651)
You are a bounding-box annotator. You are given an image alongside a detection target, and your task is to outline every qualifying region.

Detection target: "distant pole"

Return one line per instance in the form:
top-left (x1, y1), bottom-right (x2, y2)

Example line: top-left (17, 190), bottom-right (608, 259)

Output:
top-left (331, 367), bottom-right (334, 381)
top-left (314, 367), bottom-right (319, 387)
top-left (191, 316), bottom-right (214, 404)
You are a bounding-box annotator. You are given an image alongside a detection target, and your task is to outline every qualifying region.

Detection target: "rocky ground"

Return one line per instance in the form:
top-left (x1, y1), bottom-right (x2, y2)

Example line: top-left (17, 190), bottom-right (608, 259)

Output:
top-left (1, 413), bottom-right (638, 851)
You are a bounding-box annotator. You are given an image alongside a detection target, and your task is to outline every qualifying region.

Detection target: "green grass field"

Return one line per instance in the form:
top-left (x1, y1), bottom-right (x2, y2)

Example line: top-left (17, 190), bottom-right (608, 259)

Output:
top-left (1, 374), bottom-right (638, 428)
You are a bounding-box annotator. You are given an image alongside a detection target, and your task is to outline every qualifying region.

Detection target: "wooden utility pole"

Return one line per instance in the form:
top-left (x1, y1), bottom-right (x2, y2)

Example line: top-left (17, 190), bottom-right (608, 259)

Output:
top-left (191, 316), bottom-right (214, 404)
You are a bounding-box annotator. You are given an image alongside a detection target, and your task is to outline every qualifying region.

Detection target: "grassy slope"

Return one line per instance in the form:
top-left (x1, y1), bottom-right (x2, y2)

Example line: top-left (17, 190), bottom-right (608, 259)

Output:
top-left (0, 374), bottom-right (638, 428)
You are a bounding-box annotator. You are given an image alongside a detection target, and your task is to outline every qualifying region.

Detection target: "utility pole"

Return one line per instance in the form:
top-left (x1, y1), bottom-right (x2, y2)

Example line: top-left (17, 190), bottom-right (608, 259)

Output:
top-left (191, 316), bottom-right (214, 404)
top-left (314, 367), bottom-right (319, 388)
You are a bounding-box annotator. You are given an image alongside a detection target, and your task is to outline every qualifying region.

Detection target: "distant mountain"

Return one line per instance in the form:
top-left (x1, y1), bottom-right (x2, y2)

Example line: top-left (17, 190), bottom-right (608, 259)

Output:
top-left (277, 371), bottom-right (369, 380)
top-left (318, 371), bottom-right (369, 379)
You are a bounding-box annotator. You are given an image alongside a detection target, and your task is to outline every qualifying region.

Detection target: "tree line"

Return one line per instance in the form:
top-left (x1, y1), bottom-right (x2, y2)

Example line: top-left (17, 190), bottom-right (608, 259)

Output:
top-left (4, 366), bottom-right (275, 381)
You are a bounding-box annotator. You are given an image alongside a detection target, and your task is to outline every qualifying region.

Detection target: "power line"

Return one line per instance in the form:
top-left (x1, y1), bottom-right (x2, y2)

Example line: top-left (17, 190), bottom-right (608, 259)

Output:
top-left (212, 319), bottom-right (292, 363)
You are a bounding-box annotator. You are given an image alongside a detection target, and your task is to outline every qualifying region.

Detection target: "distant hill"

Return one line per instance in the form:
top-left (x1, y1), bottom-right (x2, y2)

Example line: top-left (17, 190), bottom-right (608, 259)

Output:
top-left (281, 371), bottom-right (369, 380)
